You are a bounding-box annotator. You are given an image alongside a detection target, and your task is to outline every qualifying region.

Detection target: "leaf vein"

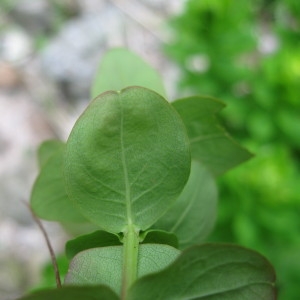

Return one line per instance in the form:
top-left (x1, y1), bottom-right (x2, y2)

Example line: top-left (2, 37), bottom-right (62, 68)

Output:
top-left (179, 260), bottom-right (269, 297)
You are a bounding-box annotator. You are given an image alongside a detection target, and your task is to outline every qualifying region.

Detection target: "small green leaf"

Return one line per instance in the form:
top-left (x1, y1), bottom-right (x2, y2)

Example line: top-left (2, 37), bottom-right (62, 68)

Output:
top-left (172, 96), bottom-right (253, 176)
top-left (140, 229), bottom-right (178, 248)
top-left (154, 160), bottom-right (218, 248)
top-left (37, 139), bottom-right (65, 169)
top-left (65, 244), bottom-right (180, 296)
top-left (66, 230), bottom-right (122, 260)
top-left (65, 87), bottom-right (190, 232)
top-left (31, 148), bottom-right (87, 222)
top-left (137, 244), bottom-right (179, 279)
top-left (66, 230), bottom-right (178, 261)
top-left (17, 285), bottom-right (119, 300)
top-left (128, 244), bottom-right (276, 300)
top-left (91, 48), bottom-right (166, 98)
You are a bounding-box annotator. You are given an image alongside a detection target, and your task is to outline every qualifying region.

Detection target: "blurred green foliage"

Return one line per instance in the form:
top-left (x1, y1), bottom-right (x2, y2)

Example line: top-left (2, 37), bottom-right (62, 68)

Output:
top-left (31, 255), bottom-right (69, 292)
top-left (165, 0), bottom-right (300, 299)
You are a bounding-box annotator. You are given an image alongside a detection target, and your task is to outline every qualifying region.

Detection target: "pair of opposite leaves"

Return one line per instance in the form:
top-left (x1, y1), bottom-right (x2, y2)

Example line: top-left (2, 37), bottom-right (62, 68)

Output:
top-left (26, 86), bottom-right (275, 300)
top-left (31, 86), bottom-right (251, 246)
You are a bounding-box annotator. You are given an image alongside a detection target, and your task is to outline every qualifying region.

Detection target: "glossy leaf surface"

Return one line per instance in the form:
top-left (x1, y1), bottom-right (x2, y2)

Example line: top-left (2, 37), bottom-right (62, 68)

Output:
top-left (172, 96), bottom-right (253, 176)
top-left (17, 286), bottom-right (119, 300)
top-left (31, 148), bottom-right (87, 222)
top-left (64, 87), bottom-right (190, 232)
top-left (91, 48), bottom-right (166, 98)
top-left (65, 244), bottom-right (180, 295)
top-left (128, 244), bottom-right (276, 300)
top-left (154, 160), bottom-right (217, 248)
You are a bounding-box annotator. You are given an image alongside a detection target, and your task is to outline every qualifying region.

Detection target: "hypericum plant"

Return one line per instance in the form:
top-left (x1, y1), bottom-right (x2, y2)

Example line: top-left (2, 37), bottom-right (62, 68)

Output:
top-left (19, 49), bottom-right (276, 300)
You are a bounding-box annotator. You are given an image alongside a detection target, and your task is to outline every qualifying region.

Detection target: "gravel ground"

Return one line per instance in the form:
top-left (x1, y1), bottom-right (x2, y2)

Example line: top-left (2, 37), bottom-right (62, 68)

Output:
top-left (0, 0), bottom-right (186, 298)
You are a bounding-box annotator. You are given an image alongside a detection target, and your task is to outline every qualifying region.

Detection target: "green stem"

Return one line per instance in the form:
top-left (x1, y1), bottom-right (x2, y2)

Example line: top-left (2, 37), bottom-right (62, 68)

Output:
top-left (121, 224), bottom-right (139, 299)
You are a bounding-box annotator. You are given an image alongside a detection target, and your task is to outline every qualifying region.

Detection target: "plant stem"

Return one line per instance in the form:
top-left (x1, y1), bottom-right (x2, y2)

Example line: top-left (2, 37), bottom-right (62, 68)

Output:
top-left (23, 201), bottom-right (62, 288)
top-left (121, 224), bottom-right (139, 299)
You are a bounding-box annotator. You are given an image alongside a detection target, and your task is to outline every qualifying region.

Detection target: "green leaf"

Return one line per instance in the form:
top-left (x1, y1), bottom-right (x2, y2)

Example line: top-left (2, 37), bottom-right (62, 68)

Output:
top-left (172, 96), bottom-right (253, 176)
top-left (65, 244), bottom-right (180, 296)
top-left (140, 229), bottom-right (178, 248)
top-left (61, 221), bottom-right (99, 237)
top-left (31, 147), bottom-right (87, 223)
top-left (128, 244), bottom-right (276, 300)
top-left (66, 230), bottom-right (122, 260)
top-left (154, 160), bottom-right (218, 248)
top-left (17, 285), bottom-right (119, 300)
top-left (91, 48), bottom-right (166, 98)
top-left (37, 139), bottom-right (65, 169)
top-left (64, 87), bottom-right (191, 232)
top-left (66, 230), bottom-right (179, 261)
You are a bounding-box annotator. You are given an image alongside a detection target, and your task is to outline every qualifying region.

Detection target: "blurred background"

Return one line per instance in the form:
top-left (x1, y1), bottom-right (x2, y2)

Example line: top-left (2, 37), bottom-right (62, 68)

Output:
top-left (0, 0), bottom-right (299, 299)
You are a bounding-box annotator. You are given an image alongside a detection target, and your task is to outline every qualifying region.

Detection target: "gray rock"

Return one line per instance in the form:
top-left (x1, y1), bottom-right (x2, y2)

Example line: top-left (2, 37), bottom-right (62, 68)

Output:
top-left (40, 8), bottom-right (124, 100)
top-left (10, 0), bottom-right (54, 35)
top-left (0, 27), bottom-right (33, 62)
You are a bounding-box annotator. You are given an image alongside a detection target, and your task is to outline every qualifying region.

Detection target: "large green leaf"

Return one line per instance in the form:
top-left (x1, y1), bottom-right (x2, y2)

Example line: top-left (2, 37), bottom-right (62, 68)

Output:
top-left (128, 244), bottom-right (276, 300)
top-left (64, 87), bottom-right (191, 232)
top-left (31, 148), bottom-right (87, 223)
top-left (91, 48), bottom-right (166, 98)
top-left (65, 244), bottom-right (180, 296)
top-left (154, 160), bottom-right (217, 248)
top-left (17, 286), bottom-right (119, 300)
top-left (172, 96), bottom-right (253, 176)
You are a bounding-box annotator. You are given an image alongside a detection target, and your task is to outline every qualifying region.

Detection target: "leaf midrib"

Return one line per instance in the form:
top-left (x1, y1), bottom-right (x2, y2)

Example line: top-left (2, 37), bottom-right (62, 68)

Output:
top-left (120, 99), bottom-right (133, 227)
